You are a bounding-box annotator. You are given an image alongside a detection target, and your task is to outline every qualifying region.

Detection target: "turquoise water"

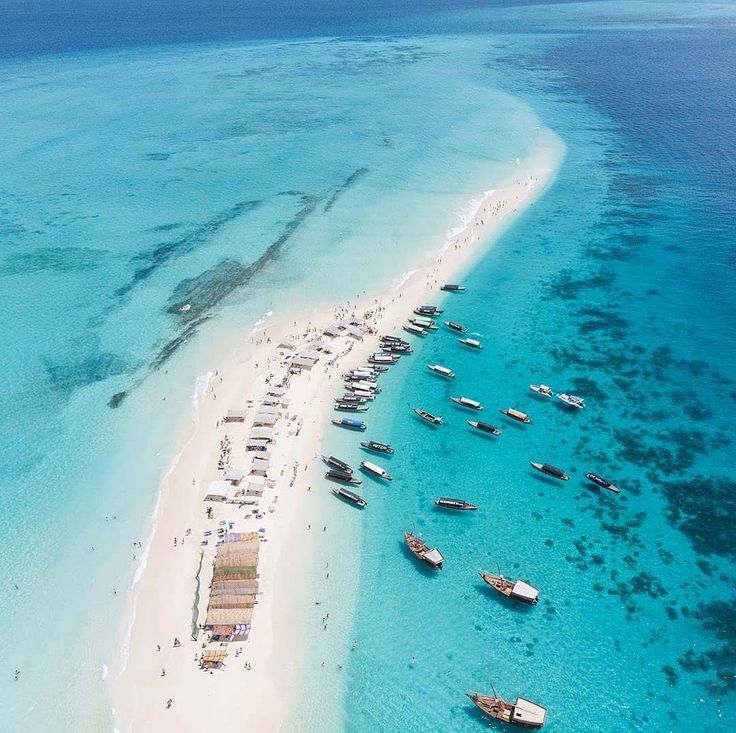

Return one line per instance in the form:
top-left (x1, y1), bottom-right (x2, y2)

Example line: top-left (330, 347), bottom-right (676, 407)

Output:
top-left (1, 1), bottom-right (734, 731)
top-left (292, 5), bottom-right (736, 733)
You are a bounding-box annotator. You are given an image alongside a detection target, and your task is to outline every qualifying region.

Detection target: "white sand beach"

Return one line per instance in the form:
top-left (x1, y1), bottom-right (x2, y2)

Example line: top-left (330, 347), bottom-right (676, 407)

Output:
top-left (111, 132), bottom-right (564, 732)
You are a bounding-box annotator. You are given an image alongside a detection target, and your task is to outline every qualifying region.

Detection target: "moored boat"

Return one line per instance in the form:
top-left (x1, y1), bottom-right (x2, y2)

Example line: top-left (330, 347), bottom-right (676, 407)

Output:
top-left (368, 353), bottom-right (399, 365)
top-left (414, 305), bottom-right (444, 316)
top-left (435, 497), bottom-right (478, 511)
top-left (427, 363), bottom-right (455, 378)
top-left (444, 320), bottom-right (467, 333)
top-left (380, 335), bottom-right (408, 344)
top-left (530, 384), bottom-right (553, 397)
top-left (331, 418), bottom-right (367, 431)
top-left (466, 691), bottom-right (547, 729)
top-left (441, 283), bottom-right (465, 292)
top-left (331, 487), bottom-right (367, 508)
top-left (556, 392), bottom-right (585, 409)
top-left (585, 471), bottom-right (621, 493)
top-left (382, 344), bottom-right (412, 354)
top-left (360, 460), bottom-right (392, 480)
top-left (404, 531), bottom-right (444, 569)
top-left (325, 469), bottom-right (362, 485)
top-left (499, 408), bottom-right (532, 424)
top-left (321, 455), bottom-right (352, 474)
top-left (409, 316), bottom-right (438, 330)
top-left (404, 323), bottom-right (427, 336)
top-left (468, 420), bottom-right (501, 435)
top-left (459, 337), bottom-right (483, 350)
top-left (479, 572), bottom-right (540, 604)
top-left (335, 395), bottom-right (367, 404)
top-left (530, 462), bottom-right (570, 481)
top-left (344, 388), bottom-right (376, 400)
top-left (334, 402), bottom-right (368, 412)
top-left (360, 440), bottom-right (395, 454)
top-left (413, 408), bottom-right (443, 425)
top-left (451, 396), bottom-right (483, 410)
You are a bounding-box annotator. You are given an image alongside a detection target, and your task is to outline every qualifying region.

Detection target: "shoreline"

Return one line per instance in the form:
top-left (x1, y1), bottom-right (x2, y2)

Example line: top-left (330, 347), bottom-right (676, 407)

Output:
top-left (111, 129), bottom-right (565, 732)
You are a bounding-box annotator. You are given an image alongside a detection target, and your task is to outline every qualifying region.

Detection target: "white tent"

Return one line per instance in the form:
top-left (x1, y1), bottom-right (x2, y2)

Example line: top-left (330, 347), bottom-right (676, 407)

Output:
top-left (249, 427), bottom-right (273, 441)
top-left (223, 468), bottom-right (245, 484)
top-left (253, 412), bottom-right (278, 426)
top-left (224, 409), bottom-right (248, 422)
top-left (204, 480), bottom-right (231, 502)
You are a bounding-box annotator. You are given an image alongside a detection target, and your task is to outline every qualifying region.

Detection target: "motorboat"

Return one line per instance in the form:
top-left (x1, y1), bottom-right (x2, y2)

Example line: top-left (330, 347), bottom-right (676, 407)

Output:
top-left (404, 531), bottom-right (444, 569)
top-left (413, 408), bottom-right (443, 425)
top-left (466, 691), bottom-right (547, 729)
top-left (451, 396), bottom-right (483, 410)
top-left (468, 420), bottom-right (501, 435)
top-left (382, 343), bottom-right (412, 354)
top-left (435, 497), bottom-right (478, 511)
top-left (360, 461), bottom-right (392, 481)
top-left (345, 388), bottom-right (376, 400)
top-left (409, 316), bottom-right (438, 330)
top-left (414, 305), bottom-right (444, 316)
top-left (459, 337), bottom-right (483, 350)
top-left (479, 572), bottom-right (540, 605)
top-left (380, 335), bottom-right (408, 344)
top-left (441, 283), bottom-right (465, 292)
top-left (499, 408), bottom-right (532, 424)
top-left (368, 353), bottom-right (399, 364)
top-left (347, 380), bottom-right (379, 392)
top-left (369, 365), bottom-right (389, 373)
top-left (325, 469), bottom-right (362, 485)
top-left (530, 384), bottom-right (553, 397)
top-left (530, 462), bottom-right (570, 481)
top-left (335, 395), bottom-right (367, 404)
top-left (360, 440), bottom-right (395, 455)
top-left (321, 455), bottom-right (352, 474)
top-left (427, 364), bottom-right (455, 378)
top-left (344, 373), bottom-right (376, 382)
top-left (331, 418), bottom-right (367, 431)
top-left (334, 402), bottom-right (368, 412)
top-left (331, 487), bottom-right (367, 508)
top-left (404, 323), bottom-right (427, 336)
top-left (556, 393), bottom-right (585, 409)
top-left (585, 472), bottom-right (621, 493)
top-left (444, 321), bottom-right (467, 333)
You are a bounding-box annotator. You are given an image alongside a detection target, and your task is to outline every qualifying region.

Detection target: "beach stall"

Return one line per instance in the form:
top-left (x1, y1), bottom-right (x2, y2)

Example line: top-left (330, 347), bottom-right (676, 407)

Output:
top-left (246, 438), bottom-right (269, 452)
top-left (346, 324), bottom-right (366, 339)
top-left (253, 411), bottom-right (278, 427)
top-left (290, 356), bottom-right (317, 369)
top-left (204, 480), bottom-right (231, 503)
top-left (249, 427), bottom-right (274, 441)
top-left (245, 476), bottom-right (266, 497)
top-left (224, 409), bottom-right (248, 423)
top-left (250, 456), bottom-right (270, 476)
top-left (200, 649), bottom-right (229, 669)
top-left (223, 468), bottom-right (245, 485)
top-left (278, 337), bottom-right (298, 350)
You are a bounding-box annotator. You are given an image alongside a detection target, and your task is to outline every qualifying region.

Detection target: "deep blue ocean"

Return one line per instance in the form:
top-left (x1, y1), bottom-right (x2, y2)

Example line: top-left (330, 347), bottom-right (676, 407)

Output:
top-left (0, 1), bottom-right (734, 731)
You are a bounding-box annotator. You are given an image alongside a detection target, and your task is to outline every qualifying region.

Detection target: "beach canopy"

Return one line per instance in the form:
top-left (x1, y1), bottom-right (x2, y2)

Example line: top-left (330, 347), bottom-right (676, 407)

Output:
top-left (251, 456), bottom-right (270, 474)
top-left (253, 412), bottom-right (278, 426)
top-left (205, 607), bottom-right (253, 626)
top-left (202, 649), bottom-right (229, 664)
top-left (323, 325), bottom-right (343, 337)
top-left (278, 338), bottom-right (298, 350)
top-left (224, 409), bottom-right (248, 422)
top-left (246, 439), bottom-right (269, 451)
top-left (347, 325), bottom-right (366, 338)
top-left (290, 356), bottom-right (317, 368)
top-left (257, 405), bottom-right (279, 415)
top-left (249, 427), bottom-right (274, 440)
top-left (223, 468), bottom-right (245, 483)
top-left (204, 480), bottom-right (231, 502)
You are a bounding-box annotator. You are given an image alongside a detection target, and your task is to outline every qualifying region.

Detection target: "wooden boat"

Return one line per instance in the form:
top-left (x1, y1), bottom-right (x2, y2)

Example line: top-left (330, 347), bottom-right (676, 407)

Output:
top-left (360, 460), bottom-right (392, 481)
top-left (530, 462), bottom-right (569, 481)
top-left (321, 455), bottom-right (352, 474)
top-left (334, 403), bottom-right (368, 412)
top-left (360, 440), bottom-right (395, 454)
top-left (441, 283), bottom-right (465, 292)
top-left (413, 305), bottom-right (444, 316)
top-left (530, 384), bottom-right (553, 397)
top-left (404, 323), bottom-right (426, 336)
top-left (368, 353), bottom-right (398, 365)
top-left (382, 344), bottom-right (412, 354)
top-left (335, 395), bottom-right (367, 404)
top-left (409, 317), bottom-right (438, 330)
top-left (427, 364), bottom-right (455, 378)
top-left (451, 396), bottom-right (483, 410)
top-left (413, 408), bottom-right (443, 425)
top-left (435, 497), bottom-right (478, 511)
top-left (585, 471), bottom-right (621, 493)
top-left (344, 373), bottom-right (376, 382)
top-left (468, 420), bottom-right (501, 435)
top-left (479, 572), bottom-right (539, 604)
top-left (459, 337), bottom-right (483, 350)
top-left (331, 418), bottom-right (367, 431)
top-left (331, 487), bottom-right (367, 508)
top-left (444, 320), bottom-right (467, 333)
top-left (380, 335), bottom-right (408, 344)
top-left (325, 469), bottom-right (362, 485)
top-left (466, 691), bottom-right (547, 728)
top-left (556, 392), bottom-right (585, 409)
top-left (499, 408), bottom-right (532, 424)
top-left (404, 531), bottom-right (444, 569)
top-left (344, 387), bottom-right (376, 400)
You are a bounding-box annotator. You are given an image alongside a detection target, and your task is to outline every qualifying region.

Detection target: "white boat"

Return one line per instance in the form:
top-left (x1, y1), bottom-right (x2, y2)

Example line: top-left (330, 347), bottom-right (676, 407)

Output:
top-left (410, 317), bottom-right (438, 330)
top-left (404, 323), bottom-right (426, 336)
top-left (368, 353), bottom-right (398, 364)
top-left (427, 364), bottom-right (455, 378)
top-left (530, 384), bottom-right (553, 397)
top-left (556, 393), bottom-right (585, 409)
top-left (360, 461), bottom-right (392, 481)
top-left (459, 337), bottom-right (483, 350)
top-left (346, 388), bottom-right (376, 400)
top-left (451, 396), bottom-right (483, 410)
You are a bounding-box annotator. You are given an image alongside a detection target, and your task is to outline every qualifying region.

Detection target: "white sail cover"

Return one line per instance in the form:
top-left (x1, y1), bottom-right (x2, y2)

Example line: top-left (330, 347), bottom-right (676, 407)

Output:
top-left (511, 580), bottom-right (539, 603)
top-left (513, 698), bottom-right (547, 726)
